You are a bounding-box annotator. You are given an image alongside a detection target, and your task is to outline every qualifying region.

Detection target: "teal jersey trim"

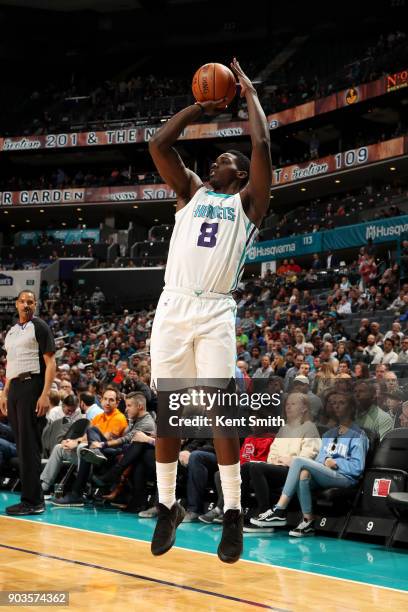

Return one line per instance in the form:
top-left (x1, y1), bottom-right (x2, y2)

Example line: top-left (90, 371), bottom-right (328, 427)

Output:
top-left (206, 190), bottom-right (235, 198)
top-left (230, 220), bottom-right (255, 292)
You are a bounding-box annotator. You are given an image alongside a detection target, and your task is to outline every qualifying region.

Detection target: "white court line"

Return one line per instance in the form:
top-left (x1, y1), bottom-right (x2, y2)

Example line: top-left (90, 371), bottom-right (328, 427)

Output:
top-left (1, 514), bottom-right (408, 596)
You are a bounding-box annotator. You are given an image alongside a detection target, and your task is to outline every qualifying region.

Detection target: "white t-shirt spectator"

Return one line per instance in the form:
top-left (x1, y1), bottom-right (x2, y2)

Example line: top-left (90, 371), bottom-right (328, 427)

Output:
top-left (47, 405), bottom-right (82, 423)
top-left (253, 366), bottom-right (273, 379)
top-left (398, 349), bottom-right (408, 363)
top-left (384, 330), bottom-right (404, 341)
top-left (381, 351), bottom-right (399, 365)
top-left (337, 300), bottom-right (351, 314)
top-left (363, 344), bottom-right (384, 365)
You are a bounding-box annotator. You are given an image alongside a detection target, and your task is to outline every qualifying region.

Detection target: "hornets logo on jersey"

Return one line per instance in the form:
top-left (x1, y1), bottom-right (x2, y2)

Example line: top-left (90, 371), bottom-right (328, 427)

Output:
top-left (193, 203), bottom-right (236, 222)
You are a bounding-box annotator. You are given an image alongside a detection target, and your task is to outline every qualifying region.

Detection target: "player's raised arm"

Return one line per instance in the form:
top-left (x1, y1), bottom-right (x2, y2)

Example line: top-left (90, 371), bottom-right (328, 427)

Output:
top-left (148, 100), bottom-right (225, 205)
top-left (231, 58), bottom-right (272, 227)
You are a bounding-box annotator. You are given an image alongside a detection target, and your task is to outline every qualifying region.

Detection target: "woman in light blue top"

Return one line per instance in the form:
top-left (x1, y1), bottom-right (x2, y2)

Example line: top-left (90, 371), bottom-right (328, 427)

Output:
top-left (250, 390), bottom-right (369, 537)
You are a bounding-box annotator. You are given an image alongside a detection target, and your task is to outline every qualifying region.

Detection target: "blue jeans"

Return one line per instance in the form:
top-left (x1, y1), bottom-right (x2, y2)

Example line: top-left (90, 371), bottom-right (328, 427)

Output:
top-left (0, 423), bottom-right (15, 443)
top-left (282, 457), bottom-right (353, 515)
top-left (0, 437), bottom-right (17, 465)
top-left (186, 450), bottom-right (218, 513)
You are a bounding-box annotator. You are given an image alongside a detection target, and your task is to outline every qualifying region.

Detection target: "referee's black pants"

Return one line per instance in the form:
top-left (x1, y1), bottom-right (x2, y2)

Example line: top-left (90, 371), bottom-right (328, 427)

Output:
top-left (7, 375), bottom-right (46, 506)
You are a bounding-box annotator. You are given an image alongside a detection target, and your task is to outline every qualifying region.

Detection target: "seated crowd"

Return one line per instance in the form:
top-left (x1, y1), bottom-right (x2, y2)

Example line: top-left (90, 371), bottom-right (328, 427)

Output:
top-left (0, 259), bottom-right (408, 538)
top-left (266, 182), bottom-right (407, 241)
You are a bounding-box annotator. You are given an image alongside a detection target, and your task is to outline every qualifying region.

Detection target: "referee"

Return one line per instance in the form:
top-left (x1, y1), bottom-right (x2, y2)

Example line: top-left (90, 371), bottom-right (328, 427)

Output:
top-left (0, 290), bottom-right (56, 515)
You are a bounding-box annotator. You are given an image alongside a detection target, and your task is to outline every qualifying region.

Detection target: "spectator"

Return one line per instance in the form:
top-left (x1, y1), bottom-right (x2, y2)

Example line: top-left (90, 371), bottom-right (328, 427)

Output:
top-left (397, 337), bottom-right (408, 363)
top-left (325, 251), bottom-right (339, 270)
top-left (253, 356), bottom-right (273, 379)
top-left (79, 392), bottom-right (103, 421)
top-left (380, 338), bottom-right (398, 365)
top-left (41, 387), bottom-right (126, 498)
top-left (91, 287), bottom-right (106, 305)
top-left (250, 391), bottom-right (368, 537)
top-left (398, 401), bottom-right (408, 427)
top-left (248, 347), bottom-right (262, 375)
top-left (0, 421), bottom-right (17, 471)
top-left (237, 343), bottom-right (251, 364)
top-left (47, 393), bottom-right (82, 424)
top-left (59, 380), bottom-right (73, 398)
top-left (383, 390), bottom-right (404, 428)
top-left (313, 362), bottom-right (336, 397)
top-left (354, 362), bottom-right (370, 379)
top-left (284, 353), bottom-right (305, 391)
top-left (354, 380), bottom-right (393, 439)
top-left (290, 375), bottom-right (323, 420)
top-left (384, 322), bottom-right (404, 342)
top-left (244, 392), bottom-right (321, 533)
top-left (363, 334), bottom-right (384, 365)
top-left (311, 254), bottom-right (321, 271)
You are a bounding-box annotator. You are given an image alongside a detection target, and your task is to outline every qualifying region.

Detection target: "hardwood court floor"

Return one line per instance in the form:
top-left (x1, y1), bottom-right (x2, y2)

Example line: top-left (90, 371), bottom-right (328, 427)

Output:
top-left (0, 493), bottom-right (408, 611)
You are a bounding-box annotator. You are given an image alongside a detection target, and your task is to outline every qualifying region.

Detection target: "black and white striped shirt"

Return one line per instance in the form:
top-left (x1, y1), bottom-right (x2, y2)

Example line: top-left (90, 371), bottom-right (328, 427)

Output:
top-left (4, 317), bottom-right (55, 381)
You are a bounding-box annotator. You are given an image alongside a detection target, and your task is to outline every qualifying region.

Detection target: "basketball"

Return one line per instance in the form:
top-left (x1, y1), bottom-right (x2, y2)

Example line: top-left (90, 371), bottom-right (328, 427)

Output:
top-left (192, 63), bottom-right (236, 107)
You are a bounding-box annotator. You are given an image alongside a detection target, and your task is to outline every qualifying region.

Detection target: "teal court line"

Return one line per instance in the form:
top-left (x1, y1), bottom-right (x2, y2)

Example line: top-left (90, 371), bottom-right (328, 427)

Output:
top-left (1, 492), bottom-right (408, 594)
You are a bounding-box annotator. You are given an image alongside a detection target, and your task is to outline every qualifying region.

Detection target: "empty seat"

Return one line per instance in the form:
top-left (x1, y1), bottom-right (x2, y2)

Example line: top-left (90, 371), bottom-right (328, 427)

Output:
top-left (133, 241), bottom-right (169, 258)
top-left (149, 225), bottom-right (174, 241)
top-left (386, 492), bottom-right (408, 547)
top-left (342, 428), bottom-right (408, 544)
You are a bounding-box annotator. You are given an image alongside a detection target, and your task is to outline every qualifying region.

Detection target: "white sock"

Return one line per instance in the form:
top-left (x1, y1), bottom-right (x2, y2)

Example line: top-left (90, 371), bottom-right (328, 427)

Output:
top-left (156, 461), bottom-right (177, 510)
top-left (218, 462), bottom-right (241, 512)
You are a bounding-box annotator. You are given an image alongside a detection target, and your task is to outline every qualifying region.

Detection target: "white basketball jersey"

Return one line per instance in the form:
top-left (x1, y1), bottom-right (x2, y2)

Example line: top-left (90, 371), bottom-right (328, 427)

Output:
top-left (164, 186), bottom-right (257, 294)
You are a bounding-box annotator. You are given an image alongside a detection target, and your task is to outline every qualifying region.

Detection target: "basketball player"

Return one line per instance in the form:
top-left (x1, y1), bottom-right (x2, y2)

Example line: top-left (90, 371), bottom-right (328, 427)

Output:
top-left (148, 58), bottom-right (272, 563)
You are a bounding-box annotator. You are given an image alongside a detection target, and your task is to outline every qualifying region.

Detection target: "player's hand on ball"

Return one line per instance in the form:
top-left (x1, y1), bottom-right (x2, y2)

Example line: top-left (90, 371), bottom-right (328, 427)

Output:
top-left (230, 57), bottom-right (256, 97)
top-left (198, 99), bottom-right (228, 115)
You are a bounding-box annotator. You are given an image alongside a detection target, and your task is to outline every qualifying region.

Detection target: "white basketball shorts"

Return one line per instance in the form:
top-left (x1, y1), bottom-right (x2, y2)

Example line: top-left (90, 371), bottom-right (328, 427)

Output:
top-left (150, 287), bottom-right (237, 386)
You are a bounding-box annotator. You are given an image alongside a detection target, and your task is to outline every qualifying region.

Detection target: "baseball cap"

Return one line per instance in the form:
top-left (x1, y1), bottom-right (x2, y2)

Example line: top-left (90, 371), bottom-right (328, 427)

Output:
top-left (58, 364), bottom-right (70, 371)
top-left (294, 375), bottom-right (309, 385)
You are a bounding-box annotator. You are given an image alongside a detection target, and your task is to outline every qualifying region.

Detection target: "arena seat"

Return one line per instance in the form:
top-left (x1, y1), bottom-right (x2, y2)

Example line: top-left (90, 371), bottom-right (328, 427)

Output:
top-left (341, 428), bottom-right (408, 544)
top-left (314, 428), bottom-right (379, 537)
top-left (390, 363), bottom-right (408, 378)
top-left (386, 492), bottom-right (408, 547)
top-left (131, 240), bottom-right (169, 259)
top-left (148, 225), bottom-right (174, 241)
top-left (387, 492), bottom-right (408, 517)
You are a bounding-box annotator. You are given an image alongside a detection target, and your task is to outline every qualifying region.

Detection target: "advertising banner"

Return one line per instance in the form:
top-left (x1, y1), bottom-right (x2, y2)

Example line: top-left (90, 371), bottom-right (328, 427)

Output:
top-left (19, 229), bottom-right (100, 245)
top-left (0, 123), bottom-right (251, 152)
top-left (247, 232), bottom-right (322, 263)
top-left (0, 270), bottom-right (42, 298)
top-left (324, 214), bottom-right (408, 251)
top-left (272, 137), bottom-right (406, 186)
top-left (1, 134), bottom-right (407, 207)
top-left (0, 185), bottom-right (176, 206)
top-left (246, 215), bottom-right (408, 263)
top-left (0, 70), bottom-right (405, 152)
